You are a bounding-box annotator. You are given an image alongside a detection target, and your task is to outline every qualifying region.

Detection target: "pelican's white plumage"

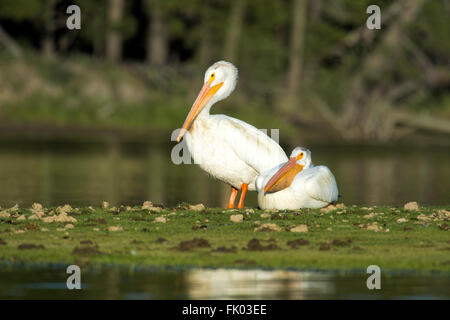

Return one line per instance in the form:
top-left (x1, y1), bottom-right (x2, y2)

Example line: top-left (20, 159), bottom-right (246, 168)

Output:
top-left (256, 147), bottom-right (338, 210)
top-left (177, 61), bottom-right (288, 208)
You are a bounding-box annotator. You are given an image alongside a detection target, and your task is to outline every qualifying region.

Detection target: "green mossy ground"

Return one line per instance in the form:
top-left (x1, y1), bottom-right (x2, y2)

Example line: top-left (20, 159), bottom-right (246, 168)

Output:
top-left (0, 203), bottom-right (449, 273)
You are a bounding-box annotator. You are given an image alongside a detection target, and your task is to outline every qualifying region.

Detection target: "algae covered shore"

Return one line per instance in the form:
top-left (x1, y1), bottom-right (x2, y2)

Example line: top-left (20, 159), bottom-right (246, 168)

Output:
top-left (0, 202), bottom-right (449, 272)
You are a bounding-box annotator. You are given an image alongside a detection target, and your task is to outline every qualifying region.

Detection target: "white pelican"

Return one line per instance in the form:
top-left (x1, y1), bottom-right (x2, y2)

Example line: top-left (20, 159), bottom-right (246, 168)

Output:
top-left (256, 147), bottom-right (338, 210)
top-left (176, 61), bottom-right (288, 208)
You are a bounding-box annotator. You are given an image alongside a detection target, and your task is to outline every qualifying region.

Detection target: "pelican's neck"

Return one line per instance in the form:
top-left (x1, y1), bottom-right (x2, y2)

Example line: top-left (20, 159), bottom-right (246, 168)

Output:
top-left (196, 99), bottom-right (215, 121)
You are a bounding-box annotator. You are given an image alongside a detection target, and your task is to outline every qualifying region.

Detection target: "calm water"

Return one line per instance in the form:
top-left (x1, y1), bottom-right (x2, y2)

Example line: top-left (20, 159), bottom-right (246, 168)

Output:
top-left (0, 140), bottom-right (448, 208)
top-left (0, 267), bottom-right (448, 300)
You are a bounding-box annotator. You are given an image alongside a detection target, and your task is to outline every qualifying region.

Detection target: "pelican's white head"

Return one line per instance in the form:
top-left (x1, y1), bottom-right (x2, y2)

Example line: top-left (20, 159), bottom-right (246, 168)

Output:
top-left (176, 61), bottom-right (238, 142)
top-left (263, 146), bottom-right (312, 194)
top-left (290, 147), bottom-right (312, 168)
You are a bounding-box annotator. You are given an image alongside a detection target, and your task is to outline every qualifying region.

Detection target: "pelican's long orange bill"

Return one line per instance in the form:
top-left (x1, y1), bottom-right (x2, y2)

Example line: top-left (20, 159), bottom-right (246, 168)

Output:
top-left (263, 158), bottom-right (303, 194)
top-left (176, 81), bottom-right (223, 142)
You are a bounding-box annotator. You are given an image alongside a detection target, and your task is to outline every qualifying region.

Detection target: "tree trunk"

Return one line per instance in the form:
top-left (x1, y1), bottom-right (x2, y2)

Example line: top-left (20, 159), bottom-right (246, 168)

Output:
top-left (105, 0), bottom-right (124, 62)
top-left (224, 0), bottom-right (246, 62)
top-left (0, 25), bottom-right (22, 58)
top-left (146, 0), bottom-right (167, 66)
top-left (282, 0), bottom-right (307, 112)
top-left (42, 0), bottom-right (56, 59)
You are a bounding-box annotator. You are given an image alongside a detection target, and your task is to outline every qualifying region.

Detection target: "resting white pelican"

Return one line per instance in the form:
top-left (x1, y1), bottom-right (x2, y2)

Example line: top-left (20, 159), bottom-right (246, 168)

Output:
top-left (176, 61), bottom-right (288, 208)
top-left (256, 147), bottom-right (338, 210)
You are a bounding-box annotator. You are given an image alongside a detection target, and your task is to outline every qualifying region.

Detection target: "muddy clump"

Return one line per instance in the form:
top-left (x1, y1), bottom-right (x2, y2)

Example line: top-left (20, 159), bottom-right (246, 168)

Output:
top-left (85, 218), bottom-right (107, 225)
top-left (24, 223), bottom-right (40, 231)
top-left (287, 238), bottom-right (309, 248)
top-left (234, 259), bottom-right (256, 266)
top-left (332, 239), bottom-right (352, 247)
top-left (0, 238), bottom-right (7, 245)
top-left (403, 227), bottom-right (414, 231)
top-left (80, 240), bottom-right (94, 245)
top-left (212, 246), bottom-right (237, 253)
top-left (156, 237), bottom-right (167, 243)
top-left (72, 245), bottom-right (103, 255)
top-left (176, 238), bottom-right (210, 251)
top-left (245, 238), bottom-right (279, 251)
top-left (130, 240), bottom-right (144, 244)
top-left (192, 224), bottom-right (208, 230)
top-left (18, 243), bottom-right (45, 250)
top-left (319, 242), bottom-right (331, 251)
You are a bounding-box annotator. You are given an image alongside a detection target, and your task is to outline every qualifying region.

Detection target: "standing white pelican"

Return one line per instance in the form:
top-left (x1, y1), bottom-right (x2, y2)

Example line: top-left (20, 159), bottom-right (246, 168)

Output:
top-left (256, 147), bottom-right (338, 210)
top-left (176, 61), bottom-right (288, 208)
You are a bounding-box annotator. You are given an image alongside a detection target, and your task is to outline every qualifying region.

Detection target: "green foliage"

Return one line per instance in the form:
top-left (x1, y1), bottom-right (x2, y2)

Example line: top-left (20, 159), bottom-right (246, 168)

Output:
top-left (0, 0), bottom-right (448, 139)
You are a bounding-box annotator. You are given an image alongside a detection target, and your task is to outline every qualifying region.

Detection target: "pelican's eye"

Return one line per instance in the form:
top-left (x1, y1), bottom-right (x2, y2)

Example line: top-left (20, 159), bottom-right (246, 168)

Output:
top-left (210, 73), bottom-right (215, 80)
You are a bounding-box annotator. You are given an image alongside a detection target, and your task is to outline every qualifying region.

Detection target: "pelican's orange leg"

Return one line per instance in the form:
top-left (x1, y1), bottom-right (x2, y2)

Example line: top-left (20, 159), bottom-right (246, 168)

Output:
top-left (227, 186), bottom-right (239, 209)
top-left (237, 183), bottom-right (248, 209)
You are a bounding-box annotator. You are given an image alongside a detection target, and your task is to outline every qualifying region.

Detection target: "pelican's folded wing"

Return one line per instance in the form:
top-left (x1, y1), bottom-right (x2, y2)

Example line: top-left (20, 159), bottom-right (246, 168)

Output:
top-left (219, 116), bottom-right (288, 173)
top-left (304, 166), bottom-right (338, 203)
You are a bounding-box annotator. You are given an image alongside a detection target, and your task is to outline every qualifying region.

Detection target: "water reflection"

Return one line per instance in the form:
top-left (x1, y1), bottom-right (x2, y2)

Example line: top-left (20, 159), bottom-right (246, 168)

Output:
top-left (0, 141), bottom-right (448, 208)
top-left (185, 269), bottom-right (334, 299)
top-left (0, 267), bottom-right (448, 300)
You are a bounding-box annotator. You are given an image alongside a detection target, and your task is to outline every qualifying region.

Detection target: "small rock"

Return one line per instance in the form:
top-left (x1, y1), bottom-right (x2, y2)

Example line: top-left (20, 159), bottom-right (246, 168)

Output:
top-left (290, 224), bottom-right (308, 233)
top-left (397, 218), bottom-right (408, 223)
top-left (65, 224), bottom-right (74, 229)
top-left (17, 215), bottom-right (26, 221)
top-left (57, 204), bottom-right (72, 215)
top-left (260, 213), bottom-right (270, 219)
top-left (102, 201), bottom-right (110, 209)
top-left (154, 216), bottom-right (167, 223)
top-left (108, 226), bottom-right (123, 232)
top-left (0, 211), bottom-right (10, 218)
top-left (404, 201), bottom-right (419, 211)
top-left (417, 214), bottom-right (430, 221)
top-left (189, 204), bottom-right (205, 211)
top-left (230, 214), bottom-right (243, 223)
top-left (320, 205), bottom-right (336, 213)
top-left (142, 201), bottom-right (162, 212)
top-left (254, 223), bottom-right (281, 232)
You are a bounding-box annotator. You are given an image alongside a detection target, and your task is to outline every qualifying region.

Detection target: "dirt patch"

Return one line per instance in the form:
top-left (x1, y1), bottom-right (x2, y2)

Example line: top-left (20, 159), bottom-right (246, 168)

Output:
top-left (176, 238), bottom-right (210, 251)
top-left (130, 240), bottom-right (144, 244)
top-left (156, 237), bottom-right (167, 243)
top-left (80, 240), bottom-right (94, 245)
top-left (403, 227), bottom-right (414, 231)
top-left (72, 246), bottom-right (102, 255)
top-left (130, 217), bottom-right (152, 222)
top-left (438, 223), bottom-right (449, 231)
top-left (18, 243), bottom-right (45, 250)
top-left (270, 214), bottom-right (288, 220)
top-left (245, 238), bottom-right (280, 251)
top-left (24, 223), bottom-right (40, 231)
top-left (0, 238), bottom-right (7, 245)
top-left (234, 259), bottom-right (256, 266)
top-left (319, 242), bottom-right (331, 251)
top-left (85, 217), bottom-right (107, 225)
top-left (212, 246), bottom-right (237, 253)
top-left (287, 238), bottom-right (309, 248)
top-left (192, 224), bottom-right (208, 230)
top-left (254, 223), bottom-right (281, 232)
top-left (332, 239), bottom-right (352, 247)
